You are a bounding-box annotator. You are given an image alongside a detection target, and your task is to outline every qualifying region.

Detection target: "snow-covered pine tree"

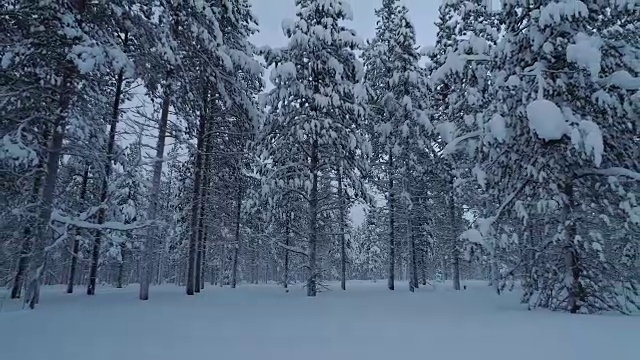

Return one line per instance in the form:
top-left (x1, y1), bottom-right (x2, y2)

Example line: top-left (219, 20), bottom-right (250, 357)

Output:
top-left (477, 0), bottom-right (640, 313)
top-left (363, 0), bottom-right (432, 291)
top-left (260, 0), bottom-right (369, 297)
top-left (429, 0), bottom-right (500, 292)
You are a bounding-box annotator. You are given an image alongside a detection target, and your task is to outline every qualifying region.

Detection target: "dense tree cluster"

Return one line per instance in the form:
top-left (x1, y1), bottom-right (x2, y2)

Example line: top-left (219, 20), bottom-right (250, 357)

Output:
top-left (1, 0), bottom-right (638, 313)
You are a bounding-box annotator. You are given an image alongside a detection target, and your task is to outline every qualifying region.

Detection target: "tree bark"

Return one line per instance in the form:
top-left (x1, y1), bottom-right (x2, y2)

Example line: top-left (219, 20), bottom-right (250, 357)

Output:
top-left (186, 94), bottom-right (207, 296)
top-left (231, 181), bottom-right (242, 288)
top-left (388, 150), bottom-right (395, 291)
top-left (410, 217), bottom-right (419, 291)
top-left (563, 180), bottom-right (580, 313)
top-left (88, 59), bottom-right (127, 296)
top-left (139, 81), bottom-right (170, 300)
top-left (448, 174), bottom-right (461, 291)
top-left (337, 165), bottom-right (347, 291)
top-left (66, 165), bottom-right (89, 293)
top-left (283, 212), bottom-right (290, 289)
top-left (26, 73), bottom-right (72, 308)
top-left (307, 140), bottom-right (319, 297)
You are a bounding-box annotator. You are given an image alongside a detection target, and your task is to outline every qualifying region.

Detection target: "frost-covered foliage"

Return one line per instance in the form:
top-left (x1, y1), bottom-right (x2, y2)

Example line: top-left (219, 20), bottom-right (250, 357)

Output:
top-left (362, 0), bottom-right (433, 291)
top-left (258, 0), bottom-right (370, 296)
top-left (441, 0), bottom-right (640, 313)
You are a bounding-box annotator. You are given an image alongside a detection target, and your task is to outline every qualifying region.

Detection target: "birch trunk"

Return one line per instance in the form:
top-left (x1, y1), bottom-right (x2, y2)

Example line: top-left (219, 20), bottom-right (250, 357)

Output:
top-left (139, 82), bottom-right (170, 300)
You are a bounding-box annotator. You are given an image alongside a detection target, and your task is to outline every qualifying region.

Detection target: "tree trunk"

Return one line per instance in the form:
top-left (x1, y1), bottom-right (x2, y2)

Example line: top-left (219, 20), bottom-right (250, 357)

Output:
top-left (283, 213), bottom-right (290, 289)
top-left (88, 62), bottom-right (127, 296)
top-left (231, 181), bottom-right (242, 288)
top-left (388, 151), bottom-right (395, 291)
top-left (563, 180), bottom-right (580, 313)
top-left (11, 124), bottom-right (51, 299)
top-left (337, 166), bottom-right (347, 291)
top-left (421, 250), bottom-right (427, 286)
top-left (116, 243), bottom-right (126, 288)
top-left (67, 166), bottom-right (89, 294)
top-left (307, 140), bottom-right (319, 297)
top-left (410, 218), bottom-right (419, 291)
top-left (26, 73), bottom-right (72, 308)
top-left (186, 95), bottom-right (207, 296)
top-left (449, 177), bottom-right (461, 291)
top-left (139, 81), bottom-right (170, 300)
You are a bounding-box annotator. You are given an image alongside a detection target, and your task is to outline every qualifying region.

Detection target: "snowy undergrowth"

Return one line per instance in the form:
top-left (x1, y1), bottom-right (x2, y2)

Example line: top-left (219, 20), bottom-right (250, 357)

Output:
top-left (1, 281), bottom-right (638, 360)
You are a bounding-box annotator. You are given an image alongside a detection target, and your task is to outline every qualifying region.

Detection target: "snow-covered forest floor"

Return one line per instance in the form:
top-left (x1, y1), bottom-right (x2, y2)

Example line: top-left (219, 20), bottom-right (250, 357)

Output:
top-left (1, 281), bottom-right (638, 360)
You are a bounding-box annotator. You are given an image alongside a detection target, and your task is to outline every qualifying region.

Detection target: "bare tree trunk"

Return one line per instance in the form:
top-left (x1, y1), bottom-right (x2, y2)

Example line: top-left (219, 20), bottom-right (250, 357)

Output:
top-left (88, 56), bottom-right (128, 295)
top-left (200, 233), bottom-right (207, 290)
top-left (307, 140), bottom-right (319, 297)
top-left (388, 151), bottom-right (395, 291)
top-left (410, 218), bottom-right (419, 291)
top-left (231, 181), bottom-right (242, 288)
top-left (26, 74), bottom-right (72, 308)
top-left (421, 250), bottom-right (427, 286)
top-left (139, 81), bottom-right (170, 301)
top-left (66, 166), bottom-right (89, 293)
top-left (283, 213), bottom-right (290, 289)
top-left (116, 243), bottom-right (127, 288)
top-left (449, 179), bottom-right (461, 291)
top-left (337, 166), bottom-right (347, 291)
top-left (186, 95), bottom-right (207, 296)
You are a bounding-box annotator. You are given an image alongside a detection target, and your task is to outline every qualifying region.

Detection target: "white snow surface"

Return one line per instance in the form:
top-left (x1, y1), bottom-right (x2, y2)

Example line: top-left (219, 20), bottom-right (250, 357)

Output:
top-left (1, 282), bottom-right (638, 360)
top-left (526, 99), bottom-right (569, 141)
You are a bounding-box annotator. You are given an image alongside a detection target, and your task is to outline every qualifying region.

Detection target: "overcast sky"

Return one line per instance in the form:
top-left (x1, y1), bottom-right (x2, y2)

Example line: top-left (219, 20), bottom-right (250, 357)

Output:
top-left (249, 0), bottom-right (440, 51)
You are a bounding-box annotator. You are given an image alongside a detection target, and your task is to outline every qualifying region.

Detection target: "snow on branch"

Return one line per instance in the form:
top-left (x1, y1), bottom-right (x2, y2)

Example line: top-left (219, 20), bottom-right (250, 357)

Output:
top-left (275, 241), bottom-right (309, 257)
top-left (576, 167), bottom-right (640, 181)
top-left (442, 130), bottom-right (482, 155)
top-left (51, 211), bottom-right (154, 231)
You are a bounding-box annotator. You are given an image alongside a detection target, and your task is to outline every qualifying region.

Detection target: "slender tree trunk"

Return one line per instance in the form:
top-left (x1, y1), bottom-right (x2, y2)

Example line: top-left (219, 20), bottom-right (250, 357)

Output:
top-left (231, 181), bottom-right (242, 288)
top-left (563, 180), bottom-right (580, 313)
top-left (11, 124), bottom-right (51, 299)
top-left (337, 166), bottom-right (347, 291)
top-left (66, 166), bottom-right (89, 293)
top-left (88, 59), bottom-right (127, 295)
top-left (283, 213), bottom-right (290, 289)
top-left (388, 151), bottom-right (395, 291)
top-left (449, 177), bottom-right (461, 291)
top-left (186, 95), bottom-right (207, 296)
top-left (26, 73), bottom-right (73, 308)
top-left (116, 243), bottom-right (126, 288)
top-left (11, 176), bottom-right (44, 299)
top-left (421, 250), bottom-right (427, 286)
top-left (200, 233), bottom-right (207, 290)
top-left (307, 140), bottom-right (319, 297)
top-left (410, 218), bottom-right (419, 291)
top-left (139, 81), bottom-right (170, 300)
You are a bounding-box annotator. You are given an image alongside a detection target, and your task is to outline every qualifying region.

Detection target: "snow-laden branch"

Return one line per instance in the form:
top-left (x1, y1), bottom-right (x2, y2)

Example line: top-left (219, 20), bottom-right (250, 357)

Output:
top-left (51, 212), bottom-right (153, 231)
top-left (442, 130), bottom-right (482, 155)
top-left (576, 167), bottom-right (640, 181)
top-left (275, 241), bottom-right (309, 257)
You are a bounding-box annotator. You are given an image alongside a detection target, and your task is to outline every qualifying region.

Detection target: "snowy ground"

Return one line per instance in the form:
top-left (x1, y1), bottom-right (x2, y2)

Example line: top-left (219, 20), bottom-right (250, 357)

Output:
top-left (1, 281), bottom-right (638, 360)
